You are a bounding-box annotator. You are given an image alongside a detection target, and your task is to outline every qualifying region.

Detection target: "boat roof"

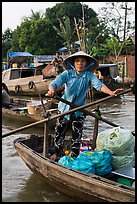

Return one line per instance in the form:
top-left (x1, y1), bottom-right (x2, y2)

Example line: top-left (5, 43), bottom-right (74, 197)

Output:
top-left (10, 67), bottom-right (35, 70)
top-left (58, 46), bottom-right (68, 52)
top-left (98, 64), bottom-right (117, 68)
top-left (8, 52), bottom-right (33, 58)
top-left (2, 67), bottom-right (35, 73)
top-left (7, 52), bottom-right (33, 64)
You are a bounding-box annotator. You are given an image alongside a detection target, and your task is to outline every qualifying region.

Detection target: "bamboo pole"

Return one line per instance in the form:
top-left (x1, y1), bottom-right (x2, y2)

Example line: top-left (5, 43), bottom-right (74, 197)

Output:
top-left (2, 88), bottom-right (132, 138)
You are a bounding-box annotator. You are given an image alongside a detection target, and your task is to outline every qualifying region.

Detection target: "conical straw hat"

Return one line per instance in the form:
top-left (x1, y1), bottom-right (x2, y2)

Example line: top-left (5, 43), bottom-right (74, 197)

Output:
top-left (63, 51), bottom-right (98, 71)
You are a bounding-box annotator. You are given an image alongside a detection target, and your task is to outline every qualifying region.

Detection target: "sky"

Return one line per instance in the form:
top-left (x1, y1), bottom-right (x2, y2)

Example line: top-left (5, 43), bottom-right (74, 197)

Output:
top-left (2, 2), bottom-right (135, 32)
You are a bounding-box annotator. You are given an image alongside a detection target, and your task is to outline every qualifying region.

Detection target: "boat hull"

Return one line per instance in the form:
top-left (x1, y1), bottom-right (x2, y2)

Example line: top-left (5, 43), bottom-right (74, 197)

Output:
top-left (2, 99), bottom-right (58, 129)
top-left (2, 74), bottom-right (54, 96)
top-left (14, 137), bottom-right (135, 202)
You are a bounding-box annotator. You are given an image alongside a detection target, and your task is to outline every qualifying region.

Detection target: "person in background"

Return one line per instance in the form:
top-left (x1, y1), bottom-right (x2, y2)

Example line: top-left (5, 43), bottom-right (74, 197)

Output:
top-left (51, 51), bottom-right (64, 75)
top-left (2, 84), bottom-right (12, 108)
top-left (47, 51), bottom-right (124, 161)
top-left (94, 69), bottom-right (104, 80)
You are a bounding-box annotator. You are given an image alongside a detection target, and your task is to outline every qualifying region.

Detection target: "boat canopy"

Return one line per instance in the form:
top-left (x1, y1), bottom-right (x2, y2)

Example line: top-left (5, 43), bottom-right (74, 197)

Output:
top-left (97, 64), bottom-right (118, 78)
top-left (57, 47), bottom-right (68, 52)
top-left (8, 52), bottom-right (33, 58)
top-left (7, 52), bottom-right (33, 64)
top-left (98, 64), bottom-right (117, 68)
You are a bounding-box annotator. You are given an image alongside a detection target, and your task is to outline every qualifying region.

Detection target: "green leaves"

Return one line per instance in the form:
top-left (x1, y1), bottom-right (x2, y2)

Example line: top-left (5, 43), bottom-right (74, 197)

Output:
top-left (53, 16), bottom-right (72, 51)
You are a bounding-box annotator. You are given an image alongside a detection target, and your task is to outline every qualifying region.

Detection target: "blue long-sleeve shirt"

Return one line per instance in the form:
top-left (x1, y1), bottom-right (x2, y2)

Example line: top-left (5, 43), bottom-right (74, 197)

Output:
top-left (49, 69), bottom-right (104, 120)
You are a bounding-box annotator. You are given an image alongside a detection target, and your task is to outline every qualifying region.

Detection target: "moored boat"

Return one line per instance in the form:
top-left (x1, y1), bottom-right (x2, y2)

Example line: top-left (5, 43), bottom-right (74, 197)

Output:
top-left (87, 64), bottom-right (123, 99)
top-left (2, 97), bottom-right (58, 128)
top-left (2, 52), bottom-right (63, 96)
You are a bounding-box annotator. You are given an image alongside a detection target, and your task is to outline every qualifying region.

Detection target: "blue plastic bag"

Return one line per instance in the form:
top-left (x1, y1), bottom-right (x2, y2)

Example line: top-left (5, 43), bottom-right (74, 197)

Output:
top-left (58, 155), bottom-right (95, 174)
top-left (58, 149), bottom-right (112, 176)
top-left (77, 149), bottom-right (112, 176)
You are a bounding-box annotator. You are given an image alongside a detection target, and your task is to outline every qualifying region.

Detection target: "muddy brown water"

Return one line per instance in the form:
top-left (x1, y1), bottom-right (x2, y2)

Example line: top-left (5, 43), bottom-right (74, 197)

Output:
top-left (2, 93), bottom-right (135, 202)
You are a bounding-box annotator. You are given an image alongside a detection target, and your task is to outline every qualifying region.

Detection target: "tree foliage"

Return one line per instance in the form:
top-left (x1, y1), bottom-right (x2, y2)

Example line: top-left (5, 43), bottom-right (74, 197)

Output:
top-left (2, 2), bottom-right (100, 58)
top-left (10, 18), bottom-right (63, 54)
top-left (98, 2), bottom-right (135, 41)
top-left (2, 2), bottom-right (135, 62)
top-left (2, 28), bottom-right (13, 61)
top-left (53, 16), bottom-right (72, 51)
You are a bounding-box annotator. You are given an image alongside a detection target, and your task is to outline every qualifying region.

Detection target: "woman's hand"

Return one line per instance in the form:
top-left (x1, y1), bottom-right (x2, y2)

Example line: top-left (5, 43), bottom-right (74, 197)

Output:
top-left (110, 88), bottom-right (124, 96)
top-left (47, 86), bottom-right (55, 97)
top-left (101, 85), bottom-right (124, 96)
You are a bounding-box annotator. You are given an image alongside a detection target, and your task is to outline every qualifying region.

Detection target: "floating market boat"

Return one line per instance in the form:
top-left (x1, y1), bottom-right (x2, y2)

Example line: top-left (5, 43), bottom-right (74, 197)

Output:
top-left (2, 52), bottom-right (62, 96)
top-left (87, 64), bottom-right (123, 99)
top-left (13, 133), bottom-right (135, 202)
top-left (2, 97), bottom-right (58, 128)
top-left (3, 88), bottom-right (135, 202)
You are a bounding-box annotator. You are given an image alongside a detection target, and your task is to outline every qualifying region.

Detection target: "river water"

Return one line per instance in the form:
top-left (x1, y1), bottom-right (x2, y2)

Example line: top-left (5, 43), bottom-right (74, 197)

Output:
top-left (2, 93), bottom-right (135, 202)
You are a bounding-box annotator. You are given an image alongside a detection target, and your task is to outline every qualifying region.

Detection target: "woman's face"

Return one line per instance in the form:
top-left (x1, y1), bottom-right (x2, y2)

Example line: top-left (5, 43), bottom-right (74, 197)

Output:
top-left (74, 57), bottom-right (87, 73)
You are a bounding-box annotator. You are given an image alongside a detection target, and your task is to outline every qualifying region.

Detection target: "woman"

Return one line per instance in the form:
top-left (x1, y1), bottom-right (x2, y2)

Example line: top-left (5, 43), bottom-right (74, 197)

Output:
top-left (47, 51), bottom-right (123, 161)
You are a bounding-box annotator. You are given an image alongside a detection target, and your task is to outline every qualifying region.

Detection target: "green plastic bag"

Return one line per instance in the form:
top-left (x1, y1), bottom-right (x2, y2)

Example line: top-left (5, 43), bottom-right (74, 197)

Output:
top-left (96, 127), bottom-right (135, 156)
top-left (96, 127), bottom-right (135, 169)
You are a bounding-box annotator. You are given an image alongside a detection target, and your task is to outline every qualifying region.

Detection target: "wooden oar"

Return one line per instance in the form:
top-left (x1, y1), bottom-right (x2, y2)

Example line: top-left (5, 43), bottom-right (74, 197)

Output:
top-left (2, 88), bottom-right (132, 138)
top-left (52, 88), bottom-right (132, 127)
top-left (53, 95), bottom-right (119, 127)
top-left (53, 89), bottom-right (135, 137)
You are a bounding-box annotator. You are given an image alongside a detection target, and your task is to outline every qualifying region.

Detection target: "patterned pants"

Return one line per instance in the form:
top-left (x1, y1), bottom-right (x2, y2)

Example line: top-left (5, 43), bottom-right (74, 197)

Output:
top-left (54, 115), bottom-right (85, 157)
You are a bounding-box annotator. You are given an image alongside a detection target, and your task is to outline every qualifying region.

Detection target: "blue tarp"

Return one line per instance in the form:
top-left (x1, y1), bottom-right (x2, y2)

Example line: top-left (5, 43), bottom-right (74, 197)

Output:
top-left (7, 52), bottom-right (33, 64)
top-left (8, 52), bottom-right (33, 58)
top-left (58, 47), bottom-right (68, 52)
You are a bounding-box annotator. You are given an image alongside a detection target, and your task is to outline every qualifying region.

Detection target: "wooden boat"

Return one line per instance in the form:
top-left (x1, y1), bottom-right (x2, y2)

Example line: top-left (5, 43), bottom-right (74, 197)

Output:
top-left (3, 88), bottom-right (135, 202)
top-left (87, 64), bottom-right (123, 99)
top-left (2, 98), bottom-right (58, 128)
top-left (2, 67), bottom-right (57, 96)
top-left (14, 134), bottom-right (135, 202)
top-left (2, 52), bottom-right (62, 96)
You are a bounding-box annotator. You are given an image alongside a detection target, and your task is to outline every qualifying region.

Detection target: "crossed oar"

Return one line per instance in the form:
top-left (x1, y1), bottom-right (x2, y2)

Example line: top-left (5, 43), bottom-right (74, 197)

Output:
top-left (2, 87), bottom-right (134, 138)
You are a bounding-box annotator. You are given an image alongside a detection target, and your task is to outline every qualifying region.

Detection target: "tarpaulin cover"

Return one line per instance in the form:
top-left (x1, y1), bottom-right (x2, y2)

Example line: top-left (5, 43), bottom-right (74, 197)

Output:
top-left (57, 47), bottom-right (68, 52)
top-left (8, 52), bottom-right (33, 58)
top-left (7, 52), bottom-right (33, 64)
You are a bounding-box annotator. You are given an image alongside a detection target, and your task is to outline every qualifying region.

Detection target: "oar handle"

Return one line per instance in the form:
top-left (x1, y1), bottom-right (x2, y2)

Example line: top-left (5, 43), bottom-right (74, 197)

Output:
top-left (39, 93), bottom-right (46, 114)
top-left (53, 87), bottom-right (132, 107)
